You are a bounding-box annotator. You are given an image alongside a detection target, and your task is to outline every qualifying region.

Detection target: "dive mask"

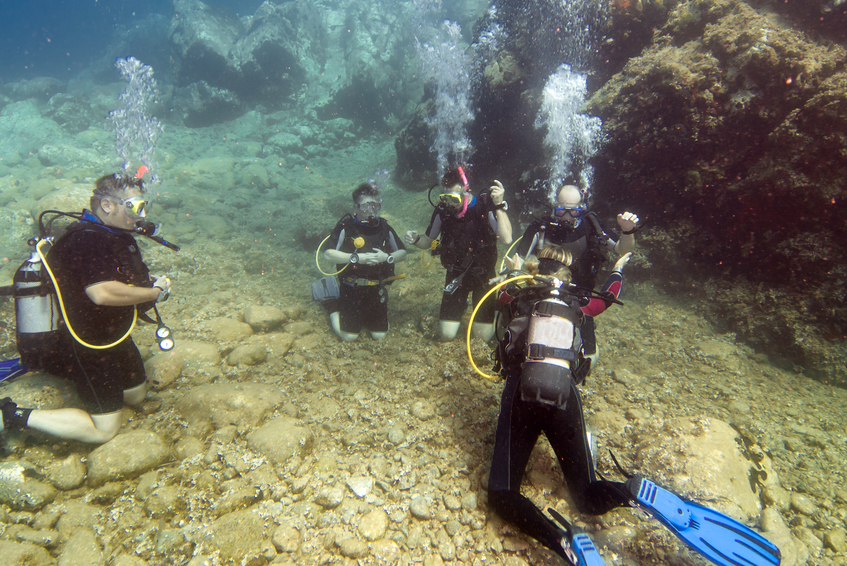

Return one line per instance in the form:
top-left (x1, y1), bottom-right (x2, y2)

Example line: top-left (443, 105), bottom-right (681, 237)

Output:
top-left (104, 195), bottom-right (149, 217)
top-left (356, 199), bottom-right (382, 224)
top-left (553, 206), bottom-right (585, 228)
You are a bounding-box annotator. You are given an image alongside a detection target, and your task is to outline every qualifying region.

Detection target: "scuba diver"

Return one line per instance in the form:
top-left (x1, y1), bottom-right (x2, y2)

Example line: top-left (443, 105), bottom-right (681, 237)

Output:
top-left (508, 183), bottom-right (639, 369)
top-left (404, 167), bottom-right (512, 342)
top-left (487, 246), bottom-right (781, 566)
top-left (1, 173), bottom-right (174, 444)
top-left (322, 182), bottom-right (407, 341)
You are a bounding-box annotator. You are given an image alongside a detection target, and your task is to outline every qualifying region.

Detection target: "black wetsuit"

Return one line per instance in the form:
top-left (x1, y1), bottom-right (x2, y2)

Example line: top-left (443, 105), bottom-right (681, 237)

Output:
top-left (325, 215), bottom-right (404, 334)
top-left (36, 211), bottom-right (151, 414)
top-left (487, 270), bottom-right (629, 560)
top-left (425, 195), bottom-right (501, 323)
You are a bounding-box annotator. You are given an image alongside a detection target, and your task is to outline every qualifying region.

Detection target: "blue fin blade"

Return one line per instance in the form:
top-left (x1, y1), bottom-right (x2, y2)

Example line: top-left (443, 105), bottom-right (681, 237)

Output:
top-left (0, 358), bottom-right (28, 383)
top-left (629, 478), bottom-right (781, 566)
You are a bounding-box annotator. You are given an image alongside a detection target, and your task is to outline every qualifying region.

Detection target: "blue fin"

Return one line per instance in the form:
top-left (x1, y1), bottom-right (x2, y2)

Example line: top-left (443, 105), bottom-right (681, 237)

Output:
top-left (0, 358), bottom-right (28, 383)
top-left (548, 508), bottom-right (607, 566)
top-left (627, 477), bottom-right (781, 566)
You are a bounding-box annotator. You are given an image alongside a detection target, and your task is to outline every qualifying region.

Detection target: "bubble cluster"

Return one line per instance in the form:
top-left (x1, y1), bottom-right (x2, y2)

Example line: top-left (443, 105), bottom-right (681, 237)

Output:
top-left (535, 64), bottom-right (605, 204)
top-left (109, 57), bottom-right (163, 183)
top-left (418, 20), bottom-right (475, 178)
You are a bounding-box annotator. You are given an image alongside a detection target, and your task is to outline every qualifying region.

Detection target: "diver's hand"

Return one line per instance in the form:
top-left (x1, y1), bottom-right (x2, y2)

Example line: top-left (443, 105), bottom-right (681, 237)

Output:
top-left (613, 252), bottom-right (633, 272)
top-left (503, 253), bottom-right (524, 271)
top-left (404, 230), bottom-right (420, 247)
top-left (490, 180), bottom-right (505, 206)
top-left (152, 275), bottom-right (171, 302)
top-left (359, 249), bottom-right (389, 265)
top-left (617, 212), bottom-right (639, 233)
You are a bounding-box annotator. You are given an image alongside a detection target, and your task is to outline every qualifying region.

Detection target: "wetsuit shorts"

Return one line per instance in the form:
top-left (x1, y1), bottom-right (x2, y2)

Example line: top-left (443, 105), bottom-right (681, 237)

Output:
top-left (43, 332), bottom-right (147, 415)
top-left (338, 282), bottom-right (389, 334)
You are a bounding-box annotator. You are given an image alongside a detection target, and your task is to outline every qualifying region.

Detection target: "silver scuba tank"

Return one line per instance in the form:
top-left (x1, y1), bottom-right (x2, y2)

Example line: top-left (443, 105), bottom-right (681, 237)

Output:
top-left (520, 298), bottom-right (582, 408)
top-left (14, 250), bottom-right (60, 365)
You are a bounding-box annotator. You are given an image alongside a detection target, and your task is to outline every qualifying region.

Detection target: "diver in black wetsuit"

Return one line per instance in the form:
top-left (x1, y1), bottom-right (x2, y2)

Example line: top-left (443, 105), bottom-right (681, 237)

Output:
top-left (404, 167), bottom-right (512, 342)
top-left (488, 247), bottom-right (632, 561)
top-left (486, 247), bottom-right (782, 566)
top-left (508, 184), bottom-right (639, 369)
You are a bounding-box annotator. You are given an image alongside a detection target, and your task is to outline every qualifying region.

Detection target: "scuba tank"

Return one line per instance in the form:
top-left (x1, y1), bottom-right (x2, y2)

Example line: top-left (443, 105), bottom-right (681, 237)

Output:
top-left (13, 248), bottom-right (60, 367)
top-left (520, 298), bottom-right (583, 408)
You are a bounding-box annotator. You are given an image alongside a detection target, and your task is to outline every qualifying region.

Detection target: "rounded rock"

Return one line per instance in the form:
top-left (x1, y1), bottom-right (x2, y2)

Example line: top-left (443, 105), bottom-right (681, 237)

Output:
top-left (410, 495), bottom-right (432, 520)
top-left (358, 508), bottom-right (389, 541)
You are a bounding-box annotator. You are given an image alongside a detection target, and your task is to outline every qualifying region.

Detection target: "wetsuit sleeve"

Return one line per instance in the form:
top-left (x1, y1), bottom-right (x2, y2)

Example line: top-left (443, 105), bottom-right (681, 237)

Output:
top-left (385, 225), bottom-right (406, 252)
top-left (329, 221), bottom-right (346, 251)
top-left (595, 218), bottom-right (619, 253)
top-left (516, 222), bottom-right (542, 257)
top-left (581, 271), bottom-right (623, 317)
top-left (425, 209), bottom-right (442, 240)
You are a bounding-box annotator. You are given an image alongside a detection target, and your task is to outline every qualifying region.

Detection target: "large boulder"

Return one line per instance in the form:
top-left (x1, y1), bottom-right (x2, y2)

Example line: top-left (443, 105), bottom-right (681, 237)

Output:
top-left (86, 429), bottom-right (171, 486)
top-left (176, 383), bottom-right (285, 431)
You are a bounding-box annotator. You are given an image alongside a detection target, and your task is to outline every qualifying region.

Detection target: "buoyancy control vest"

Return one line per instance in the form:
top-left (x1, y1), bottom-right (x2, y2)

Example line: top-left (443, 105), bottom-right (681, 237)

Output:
top-left (496, 283), bottom-right (591, 409)
top-left (332, 216), bottom-right (397, 282)
top-left (2, 216), bottom-right (154, 368)
top-left (528, 212), bottom-right (611, 289)
top-left (436, 195), bottom-right (498, 273)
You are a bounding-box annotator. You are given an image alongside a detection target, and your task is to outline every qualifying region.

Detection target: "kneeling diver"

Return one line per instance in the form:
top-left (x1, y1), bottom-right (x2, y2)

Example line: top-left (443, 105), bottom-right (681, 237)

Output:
top-left (485, 247), bottom-right (781, 566)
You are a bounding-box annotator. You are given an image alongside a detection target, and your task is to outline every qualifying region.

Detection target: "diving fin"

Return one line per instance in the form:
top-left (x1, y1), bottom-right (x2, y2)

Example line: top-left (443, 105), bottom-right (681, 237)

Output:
top-left (0, 358), bottom-right (28, 383)
top-left (626, 477), bottom-right (781, 566)
top-left (548, 508), bottom-right (607, 566)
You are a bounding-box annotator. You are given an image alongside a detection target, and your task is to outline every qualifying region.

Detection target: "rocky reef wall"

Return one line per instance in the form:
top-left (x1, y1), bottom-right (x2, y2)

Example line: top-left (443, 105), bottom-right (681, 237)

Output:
top-left (394, 0), bottom-right (847, 384)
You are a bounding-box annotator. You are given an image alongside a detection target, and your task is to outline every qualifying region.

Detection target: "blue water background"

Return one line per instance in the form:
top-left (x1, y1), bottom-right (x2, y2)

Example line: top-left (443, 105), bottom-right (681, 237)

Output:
top-left (0, 0), bottom-right (263, 81)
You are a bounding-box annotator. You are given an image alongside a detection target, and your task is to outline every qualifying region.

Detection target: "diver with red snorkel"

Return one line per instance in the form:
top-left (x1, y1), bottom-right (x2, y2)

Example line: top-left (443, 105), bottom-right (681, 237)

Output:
top-left (404, 167), bottom-right (512, 341)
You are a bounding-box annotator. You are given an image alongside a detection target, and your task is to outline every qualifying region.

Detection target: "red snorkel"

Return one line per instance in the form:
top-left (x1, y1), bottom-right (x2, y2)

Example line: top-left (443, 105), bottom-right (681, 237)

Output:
top-left (456, 166), bottom-right (470, 219)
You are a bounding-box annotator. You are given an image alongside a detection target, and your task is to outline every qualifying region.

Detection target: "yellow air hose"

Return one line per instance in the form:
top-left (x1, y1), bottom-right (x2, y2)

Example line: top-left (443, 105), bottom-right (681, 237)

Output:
top-left (315, 235), bottom-right (366, 276)
top-left (466, 274), bottom-right (534, 380)
top-left (36, 239), bottom-right (137, 349)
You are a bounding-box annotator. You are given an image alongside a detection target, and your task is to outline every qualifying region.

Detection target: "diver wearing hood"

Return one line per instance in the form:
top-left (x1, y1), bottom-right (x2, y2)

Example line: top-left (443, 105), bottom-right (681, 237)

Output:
top-left (323, 182), bottom-right (407, 341)
top-left (404, 168), bottom-right (512, 342)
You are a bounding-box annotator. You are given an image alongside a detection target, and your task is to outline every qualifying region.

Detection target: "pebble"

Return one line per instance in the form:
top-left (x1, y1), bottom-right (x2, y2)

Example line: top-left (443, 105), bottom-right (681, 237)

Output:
top-left (824, 527), bottom-right (847, 552)
top-left (790, 492), bottom-right (817, 516)
top-left (144, 352), bottom-right (184, 390)
top-left (358, 508), bottom-right (389, 541)
top-left (791, 526), bottom-right (823, 553)
top-left (346, 476), bottom-right (374, 498)
top-left (58, 528), bottom-right (103, 566)
top-left (410, 400), bottom-right (435, 421)
top-left (246, 417), bottom-right (314, 465)
top-left (314, 486), bottom-right (345, 509)
top-left (44, 456), bottom-right (86, 491)
top-left (460, 493), bottom-right (477, 511)
top-left (336, 537), bottom-right (368, 558)
top-left (0, 461), bottom-right (58, 511)
top-left (272, 524), bottom-right (300, 553)
top-left (443, 494), bottom-right (461, 510)
top-left (226, 343), bottom-right (268, 366)
top-left (370, 539), bottom-right (400, 561)
top-left (410, 494), bottom-right (432, 520)
top-left (387, 425), bottom-right (405, 445)
top-left (0, 540), bottom-right (52, 566)
top-left (244, 305), bottom-right (285, 331)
